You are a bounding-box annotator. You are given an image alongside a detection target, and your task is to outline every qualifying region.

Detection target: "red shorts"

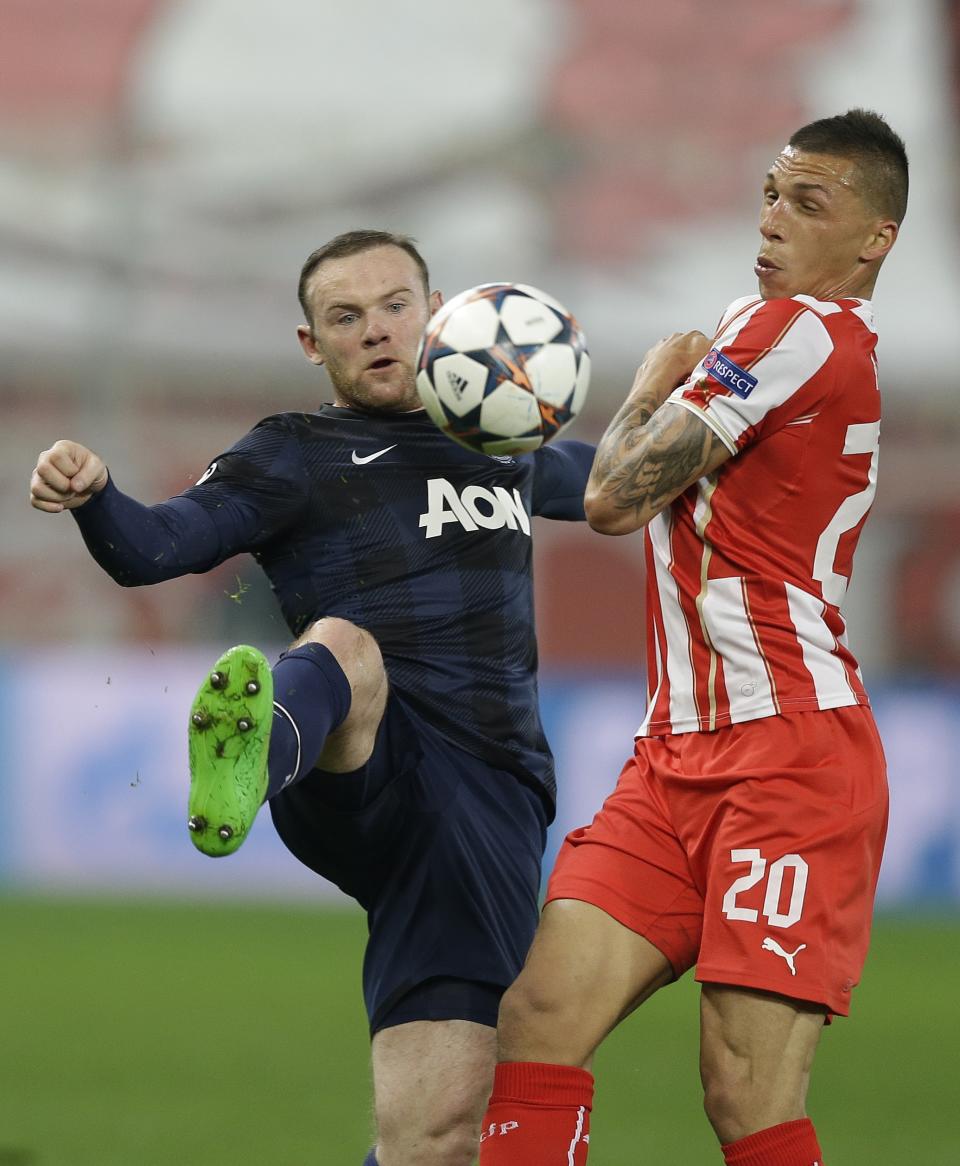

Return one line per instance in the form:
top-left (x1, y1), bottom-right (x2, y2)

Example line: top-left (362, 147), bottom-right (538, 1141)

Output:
top-left (546, 706), bottom-right (888, 1016)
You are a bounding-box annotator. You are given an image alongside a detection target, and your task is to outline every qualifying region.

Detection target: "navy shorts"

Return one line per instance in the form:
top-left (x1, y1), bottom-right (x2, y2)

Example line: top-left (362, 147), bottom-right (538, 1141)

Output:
top-left (268, 691), bottom-right (548, 1034)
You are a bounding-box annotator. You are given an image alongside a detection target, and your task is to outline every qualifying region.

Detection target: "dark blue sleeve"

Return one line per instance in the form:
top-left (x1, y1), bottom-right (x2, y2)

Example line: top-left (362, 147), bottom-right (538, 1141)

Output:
top-left (71, 480), bottom-right (251, 585)
top-left (530, 439), bottom-right (595, 520)
top-left (71, 417), bottom-right (310, 586)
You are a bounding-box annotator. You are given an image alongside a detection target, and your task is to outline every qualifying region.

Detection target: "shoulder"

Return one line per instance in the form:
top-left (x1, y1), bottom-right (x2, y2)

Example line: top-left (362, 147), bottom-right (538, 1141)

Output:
top-left (714, 296), bottom-right (837, 367)
top-left (685, 297), bottom-right (841, 421)
top-left (215, 412), bottom-right (307, 463)
top-left (250, 410), bottom-right (325, 436)
top-left (717, 294), bottom-right (822, 334)
top-left (225, 411), bottom-right (308, 446)
top-left (193, 413), bottom-right (318, 489)
top-left (243, 408), bottom-right (368, 453)
top-left (717, 294), bottom-right (875, 341)
top-left (715, 294), bottom-right (766, 332)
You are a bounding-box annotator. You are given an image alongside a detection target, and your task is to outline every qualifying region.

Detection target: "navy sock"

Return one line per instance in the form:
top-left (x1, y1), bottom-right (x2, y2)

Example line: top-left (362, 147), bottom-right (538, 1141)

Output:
top-left (362, 1152), bottom-right (380, 1166)
top-left (265, 643), bottom-right (352, 798)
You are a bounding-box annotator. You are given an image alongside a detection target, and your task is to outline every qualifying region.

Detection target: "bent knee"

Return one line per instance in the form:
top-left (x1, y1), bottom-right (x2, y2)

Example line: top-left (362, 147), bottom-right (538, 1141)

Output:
top-left (297, 616), bottom-right (382, 668)
top-left (496, 973), bottom-right (585, 1064)
top-left (498, 973), bottom-right (563, 1031)
top-left (297, 618), bottom-right (385, 702)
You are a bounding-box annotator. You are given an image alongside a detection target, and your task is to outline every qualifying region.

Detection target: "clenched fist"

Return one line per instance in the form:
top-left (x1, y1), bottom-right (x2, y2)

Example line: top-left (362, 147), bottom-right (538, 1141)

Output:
top-left (30, 439), bottom-right (108, 513)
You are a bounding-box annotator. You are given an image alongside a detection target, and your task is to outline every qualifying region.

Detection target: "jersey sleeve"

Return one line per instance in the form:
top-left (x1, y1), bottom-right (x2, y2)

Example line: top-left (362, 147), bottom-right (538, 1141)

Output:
top-left (530, 439), bottom-right (594, 520)
top-left (72, 416), bottom-right (310, 586)
top-left (666, 298), bottom-right (836, 455)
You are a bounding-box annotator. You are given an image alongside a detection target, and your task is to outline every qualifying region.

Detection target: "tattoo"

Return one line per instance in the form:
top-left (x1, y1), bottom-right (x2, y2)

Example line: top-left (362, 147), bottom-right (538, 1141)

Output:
top-left (590, 393), bottom-right (728, 528)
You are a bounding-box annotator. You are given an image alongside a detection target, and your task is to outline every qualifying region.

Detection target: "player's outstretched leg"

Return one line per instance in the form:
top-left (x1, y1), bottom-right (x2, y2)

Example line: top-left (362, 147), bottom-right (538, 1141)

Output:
top-left (187, 645), bottom-right (273, 857)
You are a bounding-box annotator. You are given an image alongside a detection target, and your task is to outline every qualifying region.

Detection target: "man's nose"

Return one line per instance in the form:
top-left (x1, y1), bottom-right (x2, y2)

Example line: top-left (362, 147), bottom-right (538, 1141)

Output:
top-left (760, 203), bottom-right (784, 241)
top-left (362, 314), bottom-right (390, 345)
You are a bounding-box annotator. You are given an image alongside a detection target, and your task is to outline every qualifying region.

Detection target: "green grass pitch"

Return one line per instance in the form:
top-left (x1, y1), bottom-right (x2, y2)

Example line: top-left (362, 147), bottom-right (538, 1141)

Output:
top-left (0, 896), bottom-right (957, 1164)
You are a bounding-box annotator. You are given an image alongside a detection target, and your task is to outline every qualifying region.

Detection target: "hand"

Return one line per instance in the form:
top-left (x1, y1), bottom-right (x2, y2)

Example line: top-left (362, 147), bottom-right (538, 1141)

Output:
top-left (630, 331), bottom-right (712, 404)
top-left (30, 440), bottom-right (109, 513)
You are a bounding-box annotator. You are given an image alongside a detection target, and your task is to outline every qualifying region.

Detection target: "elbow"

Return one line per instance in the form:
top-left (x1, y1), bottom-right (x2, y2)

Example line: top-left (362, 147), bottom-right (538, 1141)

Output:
top-left (109, 570), bottom-right (146, 588)
top-left (96, 562), bottom-right (159, 588)
top-left (586, 509), bottom-right (629, 536)
top-left (584, 488), bottom-right (643, 536)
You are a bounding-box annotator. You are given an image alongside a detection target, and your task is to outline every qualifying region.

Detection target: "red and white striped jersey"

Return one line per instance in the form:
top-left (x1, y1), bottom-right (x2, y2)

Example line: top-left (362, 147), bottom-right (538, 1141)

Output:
top-left (639, 293), bottom-right (881, 737)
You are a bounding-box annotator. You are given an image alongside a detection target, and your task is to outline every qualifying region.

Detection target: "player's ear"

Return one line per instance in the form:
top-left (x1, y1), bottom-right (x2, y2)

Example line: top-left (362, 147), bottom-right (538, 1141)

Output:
top-left (297, 323), bottom-right (326, 366)
top-left (429, 290), bottom-right (443, 315)
top-left (861, 218), bottom-right (898, 263)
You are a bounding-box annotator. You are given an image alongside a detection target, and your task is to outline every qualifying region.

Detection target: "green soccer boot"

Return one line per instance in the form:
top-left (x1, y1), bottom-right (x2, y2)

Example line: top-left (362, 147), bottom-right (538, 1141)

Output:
top-left (187, 644), bottom-right (274, 857)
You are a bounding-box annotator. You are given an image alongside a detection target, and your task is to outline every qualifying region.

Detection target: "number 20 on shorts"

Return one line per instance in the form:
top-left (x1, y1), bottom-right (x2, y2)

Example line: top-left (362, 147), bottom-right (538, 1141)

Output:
top-left (721, 848), bottom-right (809, 928)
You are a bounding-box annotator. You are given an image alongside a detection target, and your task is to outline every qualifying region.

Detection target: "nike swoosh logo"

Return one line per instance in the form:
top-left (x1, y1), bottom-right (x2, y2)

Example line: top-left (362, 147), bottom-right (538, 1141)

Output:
top-left (351, 445), bottom-right (397, 465)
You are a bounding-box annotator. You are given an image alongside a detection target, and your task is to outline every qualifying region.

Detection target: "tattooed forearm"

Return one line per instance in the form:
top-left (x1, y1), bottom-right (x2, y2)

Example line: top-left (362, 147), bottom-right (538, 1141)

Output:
top-left (587, 401), bottom-right (730, 533)
top-left (589, 384), bottom-right (661, 488)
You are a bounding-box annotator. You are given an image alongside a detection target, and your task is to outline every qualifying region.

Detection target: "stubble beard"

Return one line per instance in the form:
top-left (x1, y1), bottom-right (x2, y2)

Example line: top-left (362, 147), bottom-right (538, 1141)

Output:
top-left (327, 361), bottom-right (423, 413)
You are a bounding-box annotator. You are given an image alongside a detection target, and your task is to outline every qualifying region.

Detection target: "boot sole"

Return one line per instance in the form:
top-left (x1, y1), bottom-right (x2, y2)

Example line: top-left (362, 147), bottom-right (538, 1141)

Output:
top-left (187, 645), bottom-right (273, 857)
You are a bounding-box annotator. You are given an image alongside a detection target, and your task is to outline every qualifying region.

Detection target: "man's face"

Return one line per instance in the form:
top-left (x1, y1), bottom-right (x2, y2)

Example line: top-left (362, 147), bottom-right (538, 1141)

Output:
top-left (298, 245), bottom-right (441, 412)
top-left (754, 147), bottom-right (890, 301)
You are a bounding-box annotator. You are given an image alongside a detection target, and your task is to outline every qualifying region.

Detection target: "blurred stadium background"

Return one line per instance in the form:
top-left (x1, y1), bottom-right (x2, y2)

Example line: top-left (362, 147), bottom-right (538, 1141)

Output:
top-left (1, 1), bottom-right (958, 1162)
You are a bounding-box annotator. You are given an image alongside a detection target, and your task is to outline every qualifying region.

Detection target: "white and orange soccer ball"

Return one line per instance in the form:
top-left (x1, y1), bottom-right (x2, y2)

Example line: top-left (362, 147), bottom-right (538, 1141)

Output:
top-left (416, 283), bottom-right (590, 456)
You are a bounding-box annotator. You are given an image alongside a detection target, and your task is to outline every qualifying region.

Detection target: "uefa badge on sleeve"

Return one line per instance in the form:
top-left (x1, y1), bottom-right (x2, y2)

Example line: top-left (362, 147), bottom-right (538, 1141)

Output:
top-left (703, 349), bottom-right (758, 399)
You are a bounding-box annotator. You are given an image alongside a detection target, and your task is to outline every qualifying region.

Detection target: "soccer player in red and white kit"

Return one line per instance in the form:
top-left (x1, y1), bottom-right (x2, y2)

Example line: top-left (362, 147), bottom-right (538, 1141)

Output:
top-left (478, 108), bottom-right (907, 1166)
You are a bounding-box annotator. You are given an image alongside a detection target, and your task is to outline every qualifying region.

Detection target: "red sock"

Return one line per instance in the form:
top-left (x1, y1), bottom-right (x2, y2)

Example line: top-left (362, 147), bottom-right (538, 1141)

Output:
top-left (477, 1061), bottom-right (594, 1164)
top-left (722, 1118), bottom-right (823, 1165)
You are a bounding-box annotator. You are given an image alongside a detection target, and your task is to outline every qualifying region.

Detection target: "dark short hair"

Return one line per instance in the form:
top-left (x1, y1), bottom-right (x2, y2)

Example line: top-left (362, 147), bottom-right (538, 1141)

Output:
top-left (297, 229), bottom-right (431, 324)
top-left (788, 108), bottom-right (909, 224)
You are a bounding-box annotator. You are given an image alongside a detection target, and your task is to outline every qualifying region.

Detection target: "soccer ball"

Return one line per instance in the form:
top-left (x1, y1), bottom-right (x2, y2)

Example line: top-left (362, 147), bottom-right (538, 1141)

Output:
top-left (416, 282), bottom-right (590, 456)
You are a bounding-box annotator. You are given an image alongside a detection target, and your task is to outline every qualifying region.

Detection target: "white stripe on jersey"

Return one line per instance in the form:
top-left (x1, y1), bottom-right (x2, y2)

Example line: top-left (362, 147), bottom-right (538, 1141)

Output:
top-left (692, 479), bottom-right (720, 729)
top-left (704, 309), bottom-right (834, 446)
top-left (702, 577), bottom-right (778, 724)
top-left (784, 582), bottom-right (857, 706)
top-left (812, 421), bottom-right (880, 607)
top-left (849, 301), bottom-right (878, 331)
top-left (646, 603), bottom-right (666, 720)
top-left (840, 627), bottom-right (866, 684)
top-left (715, 295), bottom-right (766, 333)
top-left (639, 511), bottom-right (697, 734)
top-left (793, 294), bottom-right (842, 315)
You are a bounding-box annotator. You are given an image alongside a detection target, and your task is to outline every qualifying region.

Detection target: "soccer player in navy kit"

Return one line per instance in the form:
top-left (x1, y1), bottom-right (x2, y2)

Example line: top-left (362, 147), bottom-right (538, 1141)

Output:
top-left (29, 230), bottom-right (595, 1166)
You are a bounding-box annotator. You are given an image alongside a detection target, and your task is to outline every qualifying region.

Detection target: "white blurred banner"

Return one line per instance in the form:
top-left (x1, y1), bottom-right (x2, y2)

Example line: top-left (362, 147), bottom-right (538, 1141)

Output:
top-left (1, 649), bottom-right (957, 906)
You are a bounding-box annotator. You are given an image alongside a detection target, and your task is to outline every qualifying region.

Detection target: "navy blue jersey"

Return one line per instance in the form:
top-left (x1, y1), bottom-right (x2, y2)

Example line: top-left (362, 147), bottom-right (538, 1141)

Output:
top-left (73, 405), bottom-right (593, 807)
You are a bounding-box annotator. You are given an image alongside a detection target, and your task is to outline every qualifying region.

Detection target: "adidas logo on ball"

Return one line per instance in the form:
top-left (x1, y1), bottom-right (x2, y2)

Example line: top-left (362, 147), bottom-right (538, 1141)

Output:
top-left (445, 369), bottom-right (470, 400)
